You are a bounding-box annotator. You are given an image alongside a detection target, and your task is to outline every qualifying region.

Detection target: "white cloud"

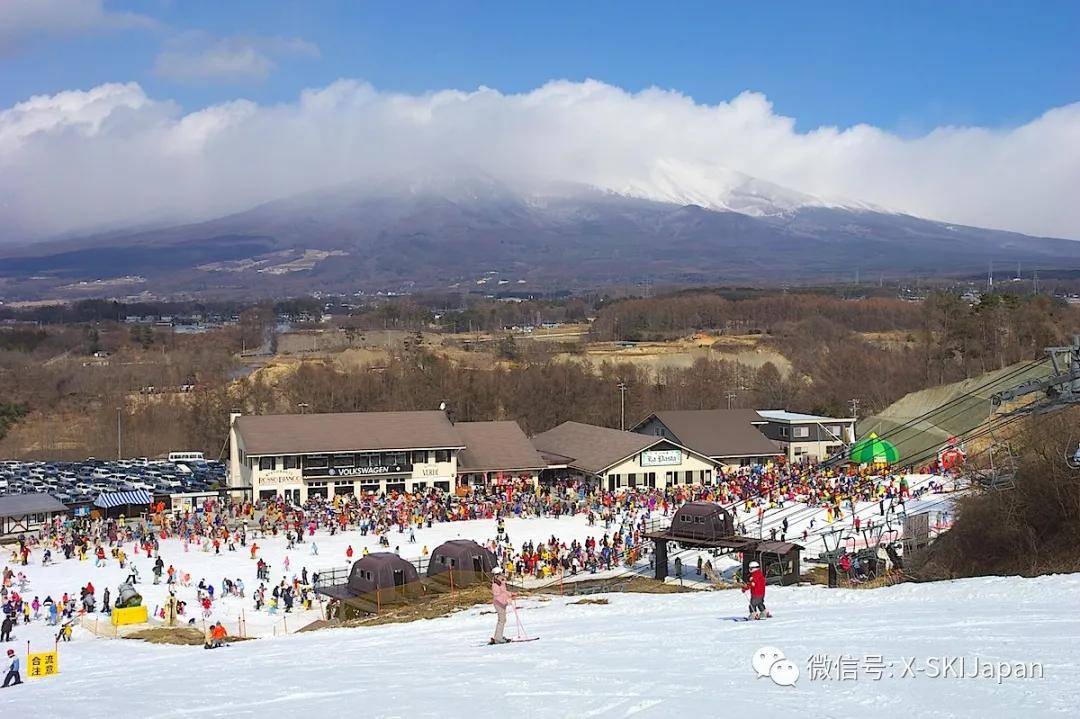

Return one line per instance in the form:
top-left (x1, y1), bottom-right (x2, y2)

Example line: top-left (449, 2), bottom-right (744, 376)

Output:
top-left (153, 33), bottom-right (320, 83)
top-left (0, 0), bottom-right (155, 48)
top-left (1, 79), bottom-right (1078, 241)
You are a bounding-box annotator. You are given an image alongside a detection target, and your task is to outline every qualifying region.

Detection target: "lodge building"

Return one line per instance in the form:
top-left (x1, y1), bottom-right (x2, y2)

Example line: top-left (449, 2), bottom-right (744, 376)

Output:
top-left (228, 405), bottom-right (853, 502)
top-left (228, 411), bottom-right (545, 502)
top-left (530, 421), bottom-right (720, 491)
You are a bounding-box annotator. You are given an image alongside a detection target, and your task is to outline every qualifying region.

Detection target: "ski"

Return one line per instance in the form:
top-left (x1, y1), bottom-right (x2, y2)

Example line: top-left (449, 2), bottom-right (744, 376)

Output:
top-left (485, 637), bottom-right (540, 645)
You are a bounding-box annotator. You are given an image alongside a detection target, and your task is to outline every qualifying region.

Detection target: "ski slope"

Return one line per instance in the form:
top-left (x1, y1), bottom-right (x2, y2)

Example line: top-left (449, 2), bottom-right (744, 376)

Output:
top-left (4, 573), bottom-right (1078, 718)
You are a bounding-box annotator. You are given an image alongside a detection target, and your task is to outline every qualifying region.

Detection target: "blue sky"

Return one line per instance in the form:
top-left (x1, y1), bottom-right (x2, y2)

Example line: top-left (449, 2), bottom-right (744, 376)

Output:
top-left (3, 0), bottom-right (1078, 132)
top-left (2, 1), bottom-right (1079, 240)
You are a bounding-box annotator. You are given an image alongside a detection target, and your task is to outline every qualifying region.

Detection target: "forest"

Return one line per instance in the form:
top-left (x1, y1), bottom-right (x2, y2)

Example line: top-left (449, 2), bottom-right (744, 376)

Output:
top-left (0, 289), bottom-right (1076, 460)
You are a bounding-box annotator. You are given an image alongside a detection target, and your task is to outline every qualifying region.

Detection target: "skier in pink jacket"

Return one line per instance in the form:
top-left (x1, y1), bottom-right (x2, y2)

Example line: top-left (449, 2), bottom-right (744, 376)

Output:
top-left (490, 567), bottom-right (514, 644)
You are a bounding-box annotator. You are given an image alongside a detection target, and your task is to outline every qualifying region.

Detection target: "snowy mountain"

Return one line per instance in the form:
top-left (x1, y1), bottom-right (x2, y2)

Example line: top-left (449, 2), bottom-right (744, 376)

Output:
top-left (1, 175), bottom-right (1079, 299)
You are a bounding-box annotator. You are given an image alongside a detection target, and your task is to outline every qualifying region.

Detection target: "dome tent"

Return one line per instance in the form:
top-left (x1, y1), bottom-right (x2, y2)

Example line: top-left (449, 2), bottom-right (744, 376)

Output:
top-left (346, 552), bottom-right (421, 600)
top-left (670, 501), bottom-right (734, 542)
top-left (849, 433), bottom-right (900, 465)
top-left (426, 539), bottom-right (497, 588)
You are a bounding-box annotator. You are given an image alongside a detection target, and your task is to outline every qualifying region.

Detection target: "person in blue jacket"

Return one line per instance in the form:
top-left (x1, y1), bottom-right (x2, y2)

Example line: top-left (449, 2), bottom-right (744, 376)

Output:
top-left (2, 648), bottom-right (21, 688)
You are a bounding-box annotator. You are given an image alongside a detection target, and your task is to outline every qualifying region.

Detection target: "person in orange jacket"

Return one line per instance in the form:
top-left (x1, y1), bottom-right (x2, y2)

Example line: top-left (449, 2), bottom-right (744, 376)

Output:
top-left (207, 621), bottom-right (228, 648)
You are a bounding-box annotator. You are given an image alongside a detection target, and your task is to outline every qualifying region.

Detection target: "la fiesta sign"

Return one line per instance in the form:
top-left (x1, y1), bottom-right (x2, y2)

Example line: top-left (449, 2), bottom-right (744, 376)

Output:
top-left (641, 449), bottom-right (681, 467)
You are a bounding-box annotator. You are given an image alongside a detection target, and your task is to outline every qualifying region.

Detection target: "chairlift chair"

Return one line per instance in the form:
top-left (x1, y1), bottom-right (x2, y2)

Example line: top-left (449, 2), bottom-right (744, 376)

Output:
top-left (1067, 442), bottom-right (1080, 470)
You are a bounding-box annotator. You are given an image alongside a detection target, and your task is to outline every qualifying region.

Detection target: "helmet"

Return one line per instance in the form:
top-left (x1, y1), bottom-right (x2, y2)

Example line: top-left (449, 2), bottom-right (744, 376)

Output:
top-left (749, 561), bottom-right (760, 569)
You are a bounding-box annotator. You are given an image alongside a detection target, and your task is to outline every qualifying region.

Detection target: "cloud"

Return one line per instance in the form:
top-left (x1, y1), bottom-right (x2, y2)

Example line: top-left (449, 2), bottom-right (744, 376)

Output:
top-left (1, 79), bottom-right (1078, 241)
top-left (0, 0), bottom-right (155, 48)
top-left (153, 33), bottom-right (320, 83)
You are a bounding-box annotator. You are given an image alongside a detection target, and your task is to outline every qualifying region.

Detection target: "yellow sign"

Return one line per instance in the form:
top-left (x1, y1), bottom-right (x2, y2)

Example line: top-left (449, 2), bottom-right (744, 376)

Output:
top-left (27, 650), bottom-right (59, 678)
top-left (112, 605), bottom-right (149, 625)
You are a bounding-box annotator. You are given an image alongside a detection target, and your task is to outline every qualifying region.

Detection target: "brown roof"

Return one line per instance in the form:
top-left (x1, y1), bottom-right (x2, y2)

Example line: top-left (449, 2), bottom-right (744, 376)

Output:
top-left (530, 421), bottom-right (663, 475)
top-left (455, 421), bottom-right (546, 473)
top-left (234, 411), bottom-right (464, 456)
top-left (753, 540), bottom-right (804, 554)
top-left (633, 409), bottom-right (780, 459)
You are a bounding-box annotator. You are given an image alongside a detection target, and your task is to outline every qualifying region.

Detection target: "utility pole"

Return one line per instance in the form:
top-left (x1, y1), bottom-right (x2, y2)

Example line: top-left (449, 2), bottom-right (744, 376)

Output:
top-left (849, 398), bottom-right (860, 422)
top-left (617, 382), bottom-right (628, 431)
top-left (116, 407), bottom-right (122, 460)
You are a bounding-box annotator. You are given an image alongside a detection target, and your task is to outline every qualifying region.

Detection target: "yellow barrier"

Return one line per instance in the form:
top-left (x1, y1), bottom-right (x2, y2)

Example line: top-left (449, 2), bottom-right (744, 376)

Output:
top-left (111, 605), bottom-right (149, 626)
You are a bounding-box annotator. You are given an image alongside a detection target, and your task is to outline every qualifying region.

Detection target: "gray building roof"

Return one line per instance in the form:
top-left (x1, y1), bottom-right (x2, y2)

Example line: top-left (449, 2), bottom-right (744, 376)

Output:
top-left (234, 410), bottom-right (465, 456)
top-left (530, 421), bottom-right (663, 475)
top-left (633, 409), bottom-right (781, 459)
top-left (0, 493), bottom-right (68, 519)
top-left (455, 421), bottom-right (546, 473)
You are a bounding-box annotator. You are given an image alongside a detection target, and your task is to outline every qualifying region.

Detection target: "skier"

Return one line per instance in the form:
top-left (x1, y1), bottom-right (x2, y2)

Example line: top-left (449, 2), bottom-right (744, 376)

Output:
top-left (2, 649), bottom-right (20, 688)
top-left (489, 567), bottom-right (513, 644)
top-left (741, 561), bottom-right (770, 620)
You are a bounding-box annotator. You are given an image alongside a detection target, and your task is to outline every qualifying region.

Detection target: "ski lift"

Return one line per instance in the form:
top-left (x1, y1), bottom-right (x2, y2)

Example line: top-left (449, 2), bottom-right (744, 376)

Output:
top-left (974, 442), bottom-right (1016, 491)
top-left (1067, 442), bottom-right (1080, 470)
top-left (937, 435), bottom-right (966, 471)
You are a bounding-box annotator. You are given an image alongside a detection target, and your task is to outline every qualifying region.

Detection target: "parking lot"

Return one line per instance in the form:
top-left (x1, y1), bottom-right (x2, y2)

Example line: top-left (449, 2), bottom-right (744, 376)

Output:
top-left (0, 456), bottom-right (227, 504)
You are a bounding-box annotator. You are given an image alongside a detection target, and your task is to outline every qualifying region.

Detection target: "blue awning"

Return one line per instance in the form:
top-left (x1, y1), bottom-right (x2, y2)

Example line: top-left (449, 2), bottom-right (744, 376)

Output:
top-left (94, 490), bottom-right (153, 509)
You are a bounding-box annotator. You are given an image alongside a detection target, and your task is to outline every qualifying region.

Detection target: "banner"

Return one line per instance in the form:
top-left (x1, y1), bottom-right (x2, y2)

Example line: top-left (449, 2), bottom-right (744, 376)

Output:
top-left (27, 650), bottom-right (59, 678)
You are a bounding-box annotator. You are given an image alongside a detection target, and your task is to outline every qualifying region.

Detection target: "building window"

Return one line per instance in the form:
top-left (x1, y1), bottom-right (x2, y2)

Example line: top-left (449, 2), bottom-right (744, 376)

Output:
top-left (780, 426), bottom-right (789, 437)
top-left (704, 469), bottom-right (712, 484)
top-left (628, 473), bottom-right (637, 487)
top-left (827, 425), bottom-right (842, 437)
top-left (412, 450), bottom-right (429, 464)
top-left (283, 455), bottom-right (298, 470)
top-left (435, 449), bottom-right (451, 463)
top-left (793, 426), bottom-right (810, 439)
top-left (259, 457), bottom-right (275, 471)
top-left (306, 455), bottom-right (328, 469)
top-left (333, 454), bottom-right (355, 468)
top-left (685, 470), bottom-right (693, 483)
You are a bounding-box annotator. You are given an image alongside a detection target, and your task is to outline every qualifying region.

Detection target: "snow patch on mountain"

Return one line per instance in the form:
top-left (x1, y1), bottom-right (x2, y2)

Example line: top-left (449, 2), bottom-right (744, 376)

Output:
top-left (616, 158), bottom-right (887, 216)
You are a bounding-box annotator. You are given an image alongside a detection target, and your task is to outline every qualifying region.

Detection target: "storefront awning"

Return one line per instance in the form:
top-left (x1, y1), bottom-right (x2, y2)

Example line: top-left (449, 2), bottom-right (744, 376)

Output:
top-left (94, 490), bottom-right (153, 509)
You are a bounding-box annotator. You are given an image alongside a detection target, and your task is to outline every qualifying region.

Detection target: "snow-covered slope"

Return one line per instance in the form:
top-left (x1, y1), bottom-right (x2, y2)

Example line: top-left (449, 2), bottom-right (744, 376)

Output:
top-left (616, 160), bottom-right (883, 217)
top-left (6, 573), bottom-right (1078, 718)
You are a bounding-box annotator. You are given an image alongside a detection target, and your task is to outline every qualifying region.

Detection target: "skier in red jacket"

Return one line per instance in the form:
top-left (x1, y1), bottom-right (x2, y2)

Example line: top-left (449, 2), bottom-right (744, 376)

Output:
top-left (742, 561), bottom-right (771, 620)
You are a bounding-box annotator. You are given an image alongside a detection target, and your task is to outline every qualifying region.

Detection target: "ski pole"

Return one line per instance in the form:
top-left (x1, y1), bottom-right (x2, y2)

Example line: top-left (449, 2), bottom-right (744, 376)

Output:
top-left (511, 603), bottom-right (528, 640)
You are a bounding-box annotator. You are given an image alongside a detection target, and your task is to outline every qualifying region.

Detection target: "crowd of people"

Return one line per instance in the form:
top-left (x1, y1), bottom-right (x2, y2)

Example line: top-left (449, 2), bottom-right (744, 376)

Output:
top-left (1, 458), bottom-right (944, 662)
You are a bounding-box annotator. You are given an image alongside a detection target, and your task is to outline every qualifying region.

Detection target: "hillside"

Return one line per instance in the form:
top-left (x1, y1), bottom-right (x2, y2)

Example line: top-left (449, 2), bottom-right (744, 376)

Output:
top-left (857, 360), bottom-right (1056, 463)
